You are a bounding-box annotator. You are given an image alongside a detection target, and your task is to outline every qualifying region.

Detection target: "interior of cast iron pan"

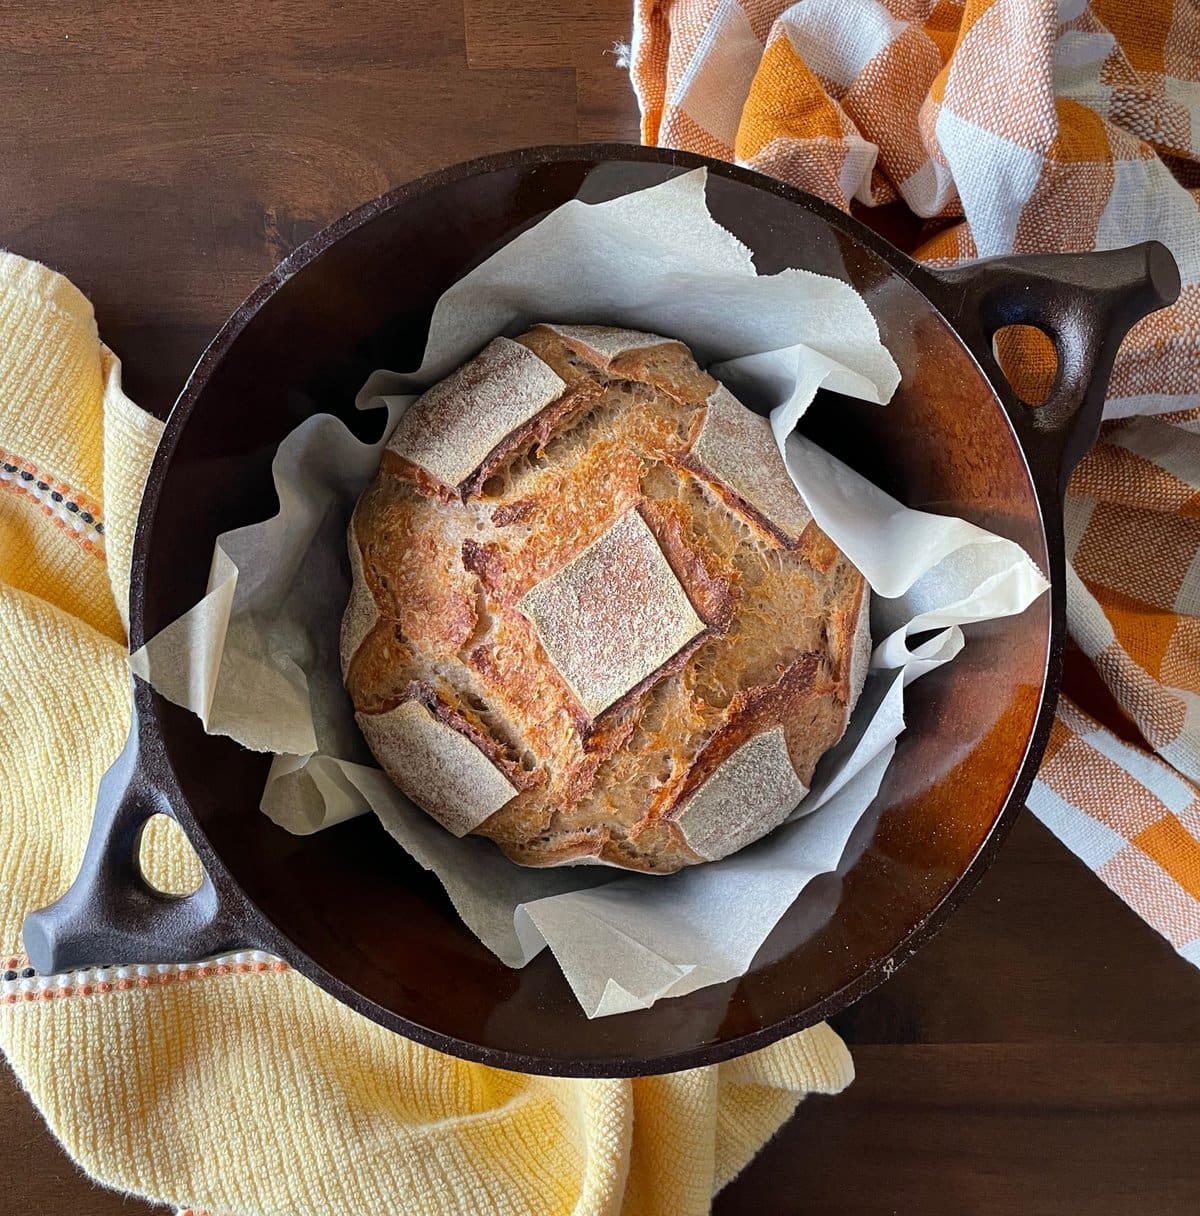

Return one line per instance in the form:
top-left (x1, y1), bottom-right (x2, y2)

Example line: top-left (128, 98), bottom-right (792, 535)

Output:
top-left (134, 149), bottom-right (1051, 1073)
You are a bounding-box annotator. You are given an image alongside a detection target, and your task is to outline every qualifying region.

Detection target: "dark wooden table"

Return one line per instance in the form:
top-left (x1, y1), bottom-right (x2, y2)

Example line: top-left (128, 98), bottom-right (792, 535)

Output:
top-left (2, 4), bottom-right (1197, 1212)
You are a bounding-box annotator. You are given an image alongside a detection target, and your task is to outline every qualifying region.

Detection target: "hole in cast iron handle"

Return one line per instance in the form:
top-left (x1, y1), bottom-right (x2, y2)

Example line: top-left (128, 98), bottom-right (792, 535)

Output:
top-left (21, 678), bottom-right (249, 975)
top-left (918, 241), bottom-right (1180, 501)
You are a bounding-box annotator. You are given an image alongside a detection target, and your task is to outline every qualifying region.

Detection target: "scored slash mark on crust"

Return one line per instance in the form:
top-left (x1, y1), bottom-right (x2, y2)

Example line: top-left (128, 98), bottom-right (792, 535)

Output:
top-left (673, 725), bottom-right (809, 861)
top-left (355, 700), bottom-right (518, 837)
top-left (688, 384), bottom-right (813, 545)
top-left (385, 337), bottom-right (566, 491)
top-left (517, 508), bottom-right (707, 720)
top-left (543, 324), bottom-right (675, 365)
top-left (340, 519), bottom-right (380, 674)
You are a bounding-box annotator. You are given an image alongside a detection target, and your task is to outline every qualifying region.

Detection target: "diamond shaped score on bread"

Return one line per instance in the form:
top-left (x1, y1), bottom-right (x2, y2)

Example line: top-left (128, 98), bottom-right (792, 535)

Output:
top-left (342, 324), bottom-right (870, 873)
top-left (518, 507), bottom-right (707, 719)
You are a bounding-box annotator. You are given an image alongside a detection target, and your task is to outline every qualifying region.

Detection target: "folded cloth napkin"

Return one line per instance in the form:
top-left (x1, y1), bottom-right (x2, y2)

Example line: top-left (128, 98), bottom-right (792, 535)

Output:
top-left (633, 0), bottom-right (1200, 968)
top-left (0, 251), bottom-right (852, 1216)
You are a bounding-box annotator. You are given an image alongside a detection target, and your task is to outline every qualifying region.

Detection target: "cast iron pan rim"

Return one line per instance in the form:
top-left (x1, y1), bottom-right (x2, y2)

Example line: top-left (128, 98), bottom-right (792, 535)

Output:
top-left (126, 143), bottom-right (1052, 1076)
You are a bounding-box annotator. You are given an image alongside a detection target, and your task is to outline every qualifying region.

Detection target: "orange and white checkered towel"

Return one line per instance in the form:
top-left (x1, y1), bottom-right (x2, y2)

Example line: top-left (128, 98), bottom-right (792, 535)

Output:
top-left (633, 0), bottom-right (1200, 966)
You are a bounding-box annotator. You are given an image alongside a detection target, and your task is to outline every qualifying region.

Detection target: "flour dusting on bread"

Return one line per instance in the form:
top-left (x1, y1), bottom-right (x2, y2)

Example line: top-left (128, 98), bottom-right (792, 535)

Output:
top-left (540, 324), bottom-right (674, 365)
top-left (386, 337), bottom-right (565, 490)
top-left (691, 384), bottom-right (814, 544)
top-left (356, 701), bottom-right (518, 837)
top-left (673, 725), bottom-right (808, 860)
top-left (518, 508), bottom-right (706, 718)
top-left (340, 521), bottom-right (379, 673)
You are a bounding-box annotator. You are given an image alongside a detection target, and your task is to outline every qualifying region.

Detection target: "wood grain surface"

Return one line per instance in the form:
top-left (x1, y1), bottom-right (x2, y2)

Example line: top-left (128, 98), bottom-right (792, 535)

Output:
top-left (1, 3), bottom-right (1197, 1213)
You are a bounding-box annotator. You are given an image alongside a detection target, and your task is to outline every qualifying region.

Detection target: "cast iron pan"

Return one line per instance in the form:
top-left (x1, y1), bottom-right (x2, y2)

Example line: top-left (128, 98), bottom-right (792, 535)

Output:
top-left (23, 146), bottom-right (1179, 1077)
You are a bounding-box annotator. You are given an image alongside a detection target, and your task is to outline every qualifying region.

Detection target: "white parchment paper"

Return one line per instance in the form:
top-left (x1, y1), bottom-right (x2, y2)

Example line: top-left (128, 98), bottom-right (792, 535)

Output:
top-left (131, 170), bottom-right (1048, 1017)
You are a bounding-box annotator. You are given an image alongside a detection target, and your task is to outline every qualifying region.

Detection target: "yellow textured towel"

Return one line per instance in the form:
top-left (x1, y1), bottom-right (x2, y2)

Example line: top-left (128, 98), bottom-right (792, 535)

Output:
top-left (0, 251), bottom-right (853, 1216)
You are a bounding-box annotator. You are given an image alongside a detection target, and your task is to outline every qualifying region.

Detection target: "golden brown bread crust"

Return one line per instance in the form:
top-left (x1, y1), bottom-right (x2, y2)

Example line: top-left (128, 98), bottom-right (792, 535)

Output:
top-left (343, 324), bottom-right (869, 873)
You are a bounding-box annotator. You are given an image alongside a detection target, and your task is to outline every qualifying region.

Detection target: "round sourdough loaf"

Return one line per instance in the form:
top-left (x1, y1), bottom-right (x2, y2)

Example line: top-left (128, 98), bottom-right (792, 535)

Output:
top-left (342, 325), bottom-right (870, 873)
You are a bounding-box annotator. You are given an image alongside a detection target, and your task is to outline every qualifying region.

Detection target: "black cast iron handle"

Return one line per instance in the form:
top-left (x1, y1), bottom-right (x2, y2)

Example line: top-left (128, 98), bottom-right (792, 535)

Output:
top-left (912, 240), bottom-right (1179, 803)
top-left (22, 679), bottom-right (250, 974)
top-left (915, 241), bottom-right (1180, 498)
